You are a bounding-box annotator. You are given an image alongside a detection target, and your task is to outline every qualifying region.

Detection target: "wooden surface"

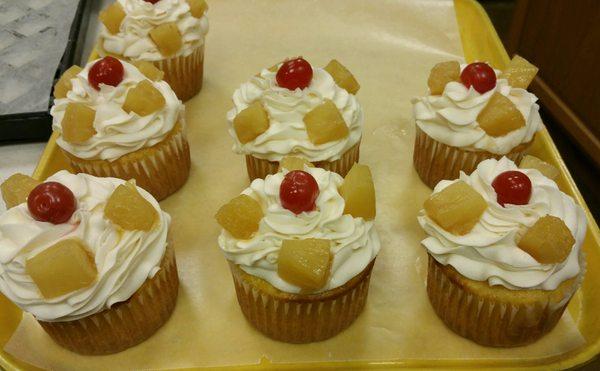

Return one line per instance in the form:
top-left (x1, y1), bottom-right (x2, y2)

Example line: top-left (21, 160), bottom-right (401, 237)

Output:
top-left (506, 0), bottom-right (600, 168)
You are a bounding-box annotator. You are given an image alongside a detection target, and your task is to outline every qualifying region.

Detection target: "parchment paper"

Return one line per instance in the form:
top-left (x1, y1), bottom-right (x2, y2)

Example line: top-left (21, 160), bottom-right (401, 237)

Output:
top-left (4, 0), bottom-right (585, 369)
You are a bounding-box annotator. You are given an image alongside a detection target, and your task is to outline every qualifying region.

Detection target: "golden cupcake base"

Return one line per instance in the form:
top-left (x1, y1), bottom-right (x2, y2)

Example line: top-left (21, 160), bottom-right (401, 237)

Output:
top-left (229, 259), bottom-right (375, 343)
top-left (413, 126), bottom-right (530, 188)
top-left (245, 141), bottom-right (361, 180)
top-left (64, 121), bottom-right (190, 201)
top-left (153, 45), bottom-right (205, 102)
top-left (38, 243), bottom-right (179, 355)
top-left (426, 255), bottom-right (582, 347)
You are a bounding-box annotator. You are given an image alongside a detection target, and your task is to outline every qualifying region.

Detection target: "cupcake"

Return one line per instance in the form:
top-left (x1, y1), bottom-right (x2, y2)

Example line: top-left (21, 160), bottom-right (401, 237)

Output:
top-left (97, 0), bottom-right (209, 101)
top-left (51, 56), bottom-right (190, 201)
top-left (227, 57), bottom-right (363, 180)
top-left (215, 159), bottom-right (379, 343)
top-left (0, 171), bottom-right (178, 355)
top-left (412, 55), bottom-right (543, 188)
top-left (417, 157), bottom-right (586, 347)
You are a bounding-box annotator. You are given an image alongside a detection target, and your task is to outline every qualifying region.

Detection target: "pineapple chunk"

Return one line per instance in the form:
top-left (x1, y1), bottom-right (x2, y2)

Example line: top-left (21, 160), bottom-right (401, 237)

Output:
top-left (233, 102), bottom-right (270, 144)
top-left (26, 239), bottom-right (97, 299)
top-left (501, 55), bottom-right (538, 89)
top-left (1, 174), bottom-right (41, 209)
top-left (105, 181), bottom-right (158, 231)
top-left (278, 156), bottom-right (314, 172)
top-left (215, 195), bottom-right (263, 239)
top-left (149, 22), bottom-right (182, 57)
top-left (61, 103), bottom-right (97, 144)
top-left (53, 65), bottom-right (82, 99)
top-left (424, 181), bottom-right (487, 235)
top-left (122, 80), bottom-right (165, 116)
top-left (518, 215), bottom-right (574, 264)
top-left (324, 59), bottom-right (360, 94)
top-left (132, 60), bottom-right (164, 81)
top-left (278, 239), bottom-right (332, 291)
top-left (477, 92), bottom-right (525, 137)
top-left (340, 163), bottom-right (376, 220)
top-left (303, 100), bottom-right (349, 144)
top-left (99, 2), bottom-right (126, 35)
top-left (187, 0), bottom-right (208, 18)
top-left (427, 61), bottom-right (460, 95)
top-left (520, 155), bottom-right (560, 180)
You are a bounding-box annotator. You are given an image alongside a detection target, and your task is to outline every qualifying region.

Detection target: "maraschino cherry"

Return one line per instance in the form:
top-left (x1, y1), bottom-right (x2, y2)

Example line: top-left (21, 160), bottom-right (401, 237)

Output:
top-left (492, 171), bottom-right (532, 207)
top-left (88, 56), bottom-right (124, 90)
top-left (460, 62), bottom-right (496, 94)
top-left (276, 57), bottom-right (313, 90)
top-left (28, 182), bottom-right (76, 224)
top-left (279, 170), bottom-right (319, 214)
top-left (143, 0), bottom-right (160, 3)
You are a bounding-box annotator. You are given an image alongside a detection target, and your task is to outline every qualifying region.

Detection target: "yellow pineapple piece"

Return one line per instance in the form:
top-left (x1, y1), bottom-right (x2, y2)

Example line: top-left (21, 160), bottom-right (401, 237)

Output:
top-left (520, 155), bottom-right (560, 180)
top-left (501, 55), bottom-right (538, 89)
top-left (1, 174), bottom-right (41, 209)
top-left (26, 239), bottom-right (97, 299)
top-left (324, 59), bottom-right (360, 94)
top-left (99, 2), bottom-right (125, 35)
top-left (215, 195), bottom-right (263, 239)
top-left (477, 92), bottom-right (525, 137)
top-left (233, 101), bottom-right (270, 144)
top-left (427, 61), bottom-right (460, 95)
top-left (149, 22), bottom-right (182, 57)
top-left (424, 181), bottom-right (487, 235)
top-left (132, 60), bottom-right (164, 81)
top-left (105, 181), bottom-right (158, 231)
top-left (122, 80), bottom-right (165, 116)
top-left (303, 100), bottom-right (349, 145)
top-left (53, 65), bottom-right (82, 99)
top-left (278, 239), bottom-right (332, 291)
top-left (187, 0), bottom-right (208, 18)
top-left (340, 163), bottom-right (376, 220)
top-left (61, 103), bottom-right (97, 144)
top-left (278, 156), bottom-right (314, 171)
top-left (518, 215), bottom-right (574, 264)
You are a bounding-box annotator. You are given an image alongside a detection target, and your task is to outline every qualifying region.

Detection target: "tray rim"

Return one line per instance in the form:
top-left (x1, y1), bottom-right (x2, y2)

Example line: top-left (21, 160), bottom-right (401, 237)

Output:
top-left (2, 0), bottom-right (600, 369)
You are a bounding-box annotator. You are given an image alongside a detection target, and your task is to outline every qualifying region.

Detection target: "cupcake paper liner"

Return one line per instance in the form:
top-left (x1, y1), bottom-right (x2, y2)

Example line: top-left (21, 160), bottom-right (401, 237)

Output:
top-left (413, 125), bottom-right (531, 188)
top-left (38, 243), bottom-right (179, 355)
top-left (64, 122), bottom-right (190, 201)
top-left (245, 140), bottom-right (361, 180)
top-left (228, 259), bottom-right (375, 343)
top-left (426, 254), bottom-right (585, 347)
top-left (152, 45), bottom-right (205, 102)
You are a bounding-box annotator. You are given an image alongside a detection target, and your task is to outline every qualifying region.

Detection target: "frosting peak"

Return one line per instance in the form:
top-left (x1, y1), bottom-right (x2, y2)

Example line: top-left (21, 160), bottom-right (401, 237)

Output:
top-left (0, 171), bottom-right (170, 322)
top-left (227, 66), bottom-right (363, 162)
top-left (218, 166), bottom-right (379, 293)
top-left (412, 63), bottom-right (543, 155)
top-left (418, 157), bottom-right (586, 291)
top-left (51, 59), bottom-right (183, 162)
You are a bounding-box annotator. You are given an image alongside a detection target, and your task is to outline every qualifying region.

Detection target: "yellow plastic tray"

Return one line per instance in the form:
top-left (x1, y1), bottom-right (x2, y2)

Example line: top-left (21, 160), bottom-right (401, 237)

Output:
top-left (2, 0), bottom-right (599, 369)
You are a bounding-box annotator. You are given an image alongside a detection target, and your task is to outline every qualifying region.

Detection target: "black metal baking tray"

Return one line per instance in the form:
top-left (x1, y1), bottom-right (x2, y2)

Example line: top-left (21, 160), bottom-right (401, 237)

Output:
top-left (0, 0), bottom-right (92, 144)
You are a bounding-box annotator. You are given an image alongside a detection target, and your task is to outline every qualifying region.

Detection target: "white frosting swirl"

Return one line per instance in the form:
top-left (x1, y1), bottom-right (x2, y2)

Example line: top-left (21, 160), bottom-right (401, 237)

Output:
top-left (418, 157), bottom-right (587, 291)
top-left (99, 0), bottom-right (209, 61)
top-left (218, 166), bottom-right (380, 293)
top-left (51, 59), bottom-right (183, 162)
top-left (226, 66), bottom-right (363, 162)
top-left (412, 63), bottom-right (543, 155)
top-left (0, 171), bottom-right (170, 322)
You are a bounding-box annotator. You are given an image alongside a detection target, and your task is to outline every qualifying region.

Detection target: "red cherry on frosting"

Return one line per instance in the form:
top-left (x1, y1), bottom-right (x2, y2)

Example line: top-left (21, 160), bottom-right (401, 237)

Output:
top-left (279, 170), bottom-right (319, 214)
top-left (27, 182), bottom-right (76, 224)
top-left (276, 57), bottom-right (313, 90)
top-left (460, 62), bottom-right (496, 94)
top-left (88, 56), bottom-right (124, 90)
top-left (492, 171), bottom-right (532, 207)
top-left (143, 0), bottom-right (160, 3)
